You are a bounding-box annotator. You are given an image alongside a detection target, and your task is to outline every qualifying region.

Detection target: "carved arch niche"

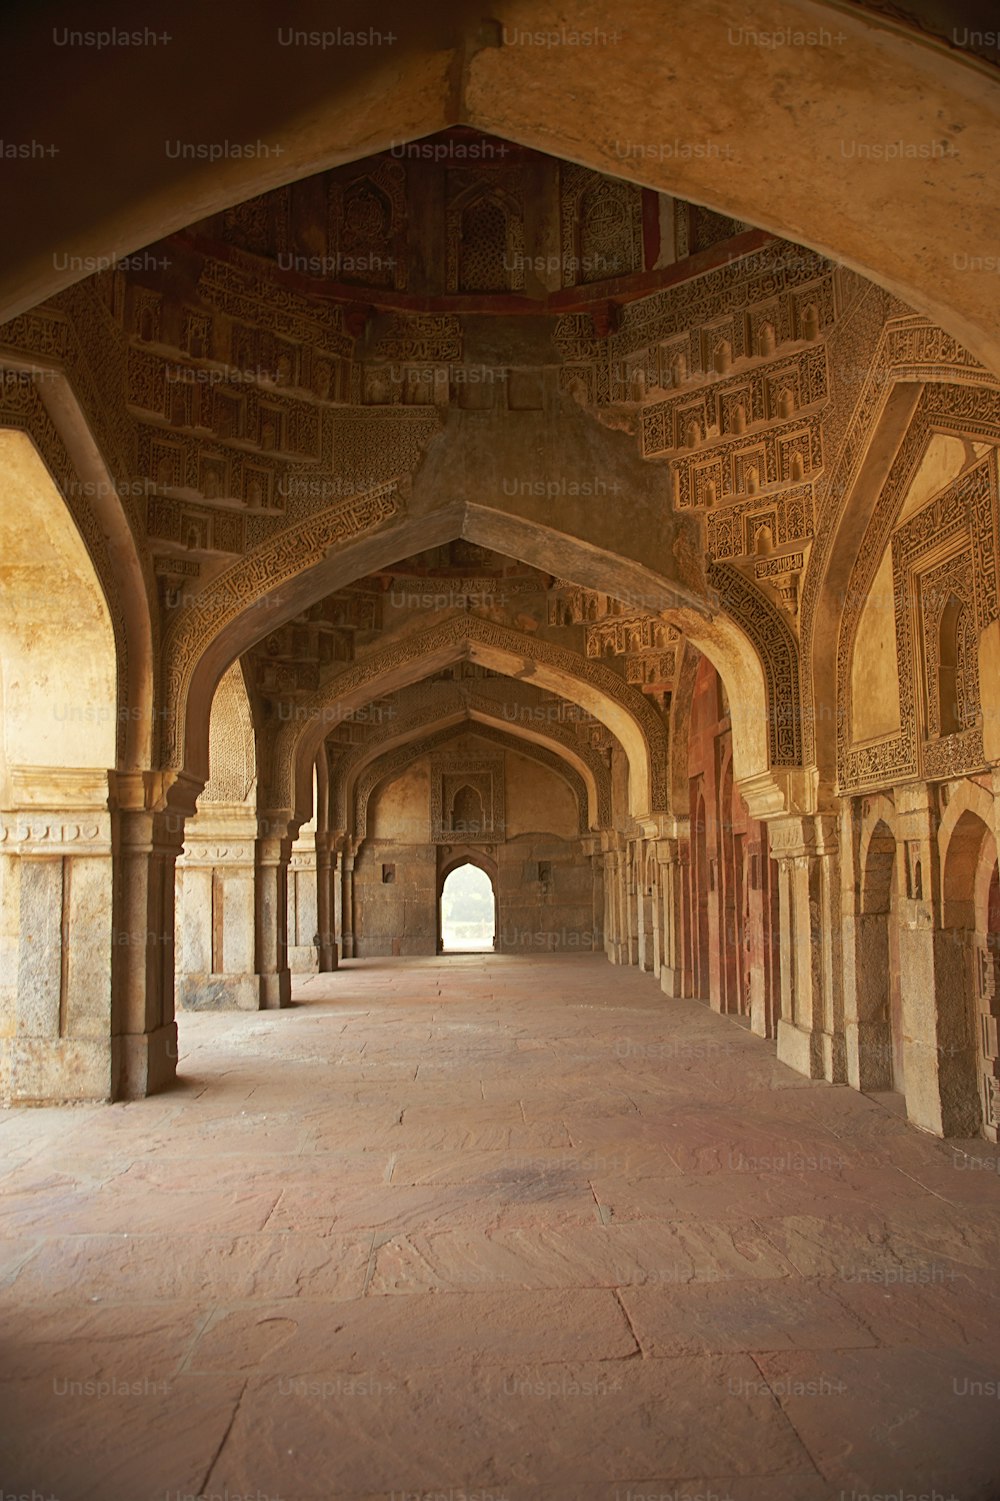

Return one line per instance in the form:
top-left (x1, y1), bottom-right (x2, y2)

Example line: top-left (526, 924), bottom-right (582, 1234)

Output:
top-left (446, 174), bottom-right (525, 294)
top-left (430, 753), bottom-right (505, 843)
top-left (328, 160), bottom-right (407, 292)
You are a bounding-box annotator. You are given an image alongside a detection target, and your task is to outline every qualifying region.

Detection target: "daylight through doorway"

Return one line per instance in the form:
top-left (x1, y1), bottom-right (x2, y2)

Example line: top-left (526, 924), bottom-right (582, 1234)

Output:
top-left (440, 862), bottom-right (496, 953)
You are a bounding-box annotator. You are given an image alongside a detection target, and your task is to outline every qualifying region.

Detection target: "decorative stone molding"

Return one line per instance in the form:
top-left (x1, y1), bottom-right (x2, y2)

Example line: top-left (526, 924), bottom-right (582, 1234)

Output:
top-left (706, 561), bottom-right (803, 765)
top-left (839, 449), bottom-right (999, 793)
top-left (160, 484), bottom-right (403, 765)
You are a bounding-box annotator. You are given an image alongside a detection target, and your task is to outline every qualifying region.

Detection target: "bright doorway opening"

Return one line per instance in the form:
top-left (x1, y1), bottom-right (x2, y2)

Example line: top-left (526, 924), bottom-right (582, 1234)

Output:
top-left (440, 862), bottom-right (496, 953)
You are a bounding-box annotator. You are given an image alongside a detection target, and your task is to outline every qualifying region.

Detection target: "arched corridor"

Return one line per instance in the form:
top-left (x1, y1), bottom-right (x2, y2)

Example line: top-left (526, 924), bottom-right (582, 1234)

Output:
top-left (2, 2), bottom-right (1000, 1493)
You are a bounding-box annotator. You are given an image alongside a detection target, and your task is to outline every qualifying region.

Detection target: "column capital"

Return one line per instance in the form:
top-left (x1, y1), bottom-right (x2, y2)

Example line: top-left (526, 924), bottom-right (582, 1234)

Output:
top-left (108, 769), bottom-right (203, 820)
top-left (256, 807), bottom-right (297, 843)
top-left (768, 812), bottom-right (839, 860)
top-left (737, 767), bottom-right (818, 822)
top-left (636, 813), bottom-right (677, 840)
top-left (653, 837), bottom-right (680, 865)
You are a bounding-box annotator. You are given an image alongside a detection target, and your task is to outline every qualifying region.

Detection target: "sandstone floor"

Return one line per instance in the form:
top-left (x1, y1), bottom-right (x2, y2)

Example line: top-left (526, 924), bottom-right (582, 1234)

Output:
top-left (1, 954), bottom-right (999, 1500)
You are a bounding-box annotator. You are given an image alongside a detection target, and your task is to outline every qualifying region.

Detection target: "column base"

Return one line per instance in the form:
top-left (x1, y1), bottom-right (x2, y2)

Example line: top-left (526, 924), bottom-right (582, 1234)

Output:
top-left (259, 971), bottom-right (292, 1009)
top-left (0, 1037), bottom-right (113, 1105)
top-left (902, 1039), bottom-right (982, 1139)
top-left (660, 964), bottom-right (686, 997)
top-left (113, 1023), bottom-right (178, 1100)
top-left (288, 945), bottom-right (319, 974)
top-left (177, 973), bottom-right (264, 1012)
top-left (776, 1019), bottom-right (826, 1079)
top-left (846, 1020), bottom-right (893, 1092)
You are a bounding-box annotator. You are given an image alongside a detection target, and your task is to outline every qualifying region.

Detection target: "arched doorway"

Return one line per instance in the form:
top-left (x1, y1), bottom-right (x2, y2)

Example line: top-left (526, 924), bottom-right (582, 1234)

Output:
top-left (859, 818), bottom-right (904, 1093)
top-left (684, 654), bottom-right (778, 1028)
top-left (439, 860), bottom-right (497, 954)
top-left (692, 788), bottom-right (711, 1001)
top-left (941, 810), bottom-right (1000, 1140)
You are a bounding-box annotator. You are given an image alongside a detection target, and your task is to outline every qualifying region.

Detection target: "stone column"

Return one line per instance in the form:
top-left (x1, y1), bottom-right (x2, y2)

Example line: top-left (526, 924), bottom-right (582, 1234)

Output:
top-left (109, 769), bottom-right (201, 1099)
top-left (287, 827), bottom-right (320, 974)
top-left (656, 836), bottom-right (683, 997)
top-left (623, 841), bottom-right (639, 967)
top-left (841, 798), bottom-right (892, 1092)
top-left (770, 814), bottom-right (845, 1083)
top-left (0, 770), bottom-right (117, 1103)
top-left (175, 805), bottom-right (258, 1011)
top-left (581, 835), bottom-right (604, 953)
top-left (255, 810), bottom-right (295, 1009)
top-left (340, 843), bottom-right (357, 960)
top-left (316, 832), bottom-right (338, 971)
top-left (602, 846), bottom-right (616, 960)
top-left (894, 780), bottom-right (980, 1137)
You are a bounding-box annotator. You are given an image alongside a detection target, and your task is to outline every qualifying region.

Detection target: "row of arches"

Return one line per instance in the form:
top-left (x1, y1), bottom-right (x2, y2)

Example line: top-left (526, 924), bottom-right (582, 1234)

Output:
top-left (0, 388), bottom-right (998, 1141)
top-left (850, 786), bottom-right (1000, 1138)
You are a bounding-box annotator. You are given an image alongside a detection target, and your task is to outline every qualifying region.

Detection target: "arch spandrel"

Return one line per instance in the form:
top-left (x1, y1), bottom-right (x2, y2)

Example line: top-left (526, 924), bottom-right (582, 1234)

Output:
top-left (0, 376), bottom-right (156, 773)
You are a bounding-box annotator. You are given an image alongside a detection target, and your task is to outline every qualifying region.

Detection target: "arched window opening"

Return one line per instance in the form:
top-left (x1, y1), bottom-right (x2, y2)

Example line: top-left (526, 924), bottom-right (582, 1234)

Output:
top-left (450, 783), bottom-right (484, 837)
top-left (440, 863), bottom-right (496, 953)
top-left (459, 196), bottom-right (509, 292)
top-left (938, 593), bottom-right (963, 737)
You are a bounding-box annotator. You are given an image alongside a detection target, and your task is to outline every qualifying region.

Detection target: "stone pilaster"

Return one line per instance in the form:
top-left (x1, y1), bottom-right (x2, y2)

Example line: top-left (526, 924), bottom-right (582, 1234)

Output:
top-left (623, 839), bottom-right (639, 967)
top-left (770, 813), bottom-right (845, 1083)
top-left (633, 838), bottom-right (652, 972)
top-left (840, 798), bottom-right (892, 1092)
top-left (655, 831), bottom-right (690, 998)
top-left (287, 827), bottom-right (320, 974)
top-left (175, 803), bottom-right (259, 1012)
top-left (255, 810), bottom-right (295, 1009)
top-left (109, 770), bottom-right (201, 1099)
top-left (895, 781), bottom-right (980, 1137)
top-left (0, 771), bottom-right (116, 1103)
top-left (340, 842), bottom-right (358, 960)
top-left (581, 835), bottom-right (605, 953)
top-left (316, 832), bottom-right (338, 971)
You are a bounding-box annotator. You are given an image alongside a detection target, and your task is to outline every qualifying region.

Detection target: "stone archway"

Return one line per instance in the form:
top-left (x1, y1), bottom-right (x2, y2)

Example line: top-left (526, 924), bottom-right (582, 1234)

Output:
top-left (438, 856), bottom-right (498, 954)
top-left (941, 805), bottom-right (1000, 1140)
top-left (857, 808), bottom-right (903, 1092)
top-left (350, 721), bottom-right (592, 846)
top-left (0, 428), bottom-right (119, 1102)
top-left (274, 614), bottom-right (670, 823)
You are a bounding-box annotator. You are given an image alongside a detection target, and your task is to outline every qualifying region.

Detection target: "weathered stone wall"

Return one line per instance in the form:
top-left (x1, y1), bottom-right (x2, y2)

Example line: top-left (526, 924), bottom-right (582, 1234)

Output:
top-left (351, 744), bottom-right (595, 956)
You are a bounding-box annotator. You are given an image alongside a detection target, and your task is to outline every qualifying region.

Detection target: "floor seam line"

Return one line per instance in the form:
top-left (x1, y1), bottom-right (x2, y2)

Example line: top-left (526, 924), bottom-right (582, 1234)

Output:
top-left (196, 1374), bottom-right (248, 1498)
top-left (747, 1352), bottom-right (826, 1480)
top-left (613, 1287), bottom-right (645, 1358)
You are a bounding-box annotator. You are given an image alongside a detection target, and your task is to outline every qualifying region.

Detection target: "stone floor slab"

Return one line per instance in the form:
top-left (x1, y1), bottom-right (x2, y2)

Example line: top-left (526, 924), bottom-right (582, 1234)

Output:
top-left (1, 953), bottom-right (999, 1498)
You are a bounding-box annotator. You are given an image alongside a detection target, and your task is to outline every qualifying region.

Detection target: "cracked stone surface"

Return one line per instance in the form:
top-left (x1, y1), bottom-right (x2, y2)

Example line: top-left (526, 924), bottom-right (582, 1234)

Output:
top-left (1, 953), bottom-right (1000, 1500)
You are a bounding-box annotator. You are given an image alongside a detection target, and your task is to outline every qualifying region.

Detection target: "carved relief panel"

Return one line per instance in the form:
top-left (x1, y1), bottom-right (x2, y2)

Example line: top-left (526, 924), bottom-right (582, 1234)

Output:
top-left (430, 754), bottom-right (505, 843)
